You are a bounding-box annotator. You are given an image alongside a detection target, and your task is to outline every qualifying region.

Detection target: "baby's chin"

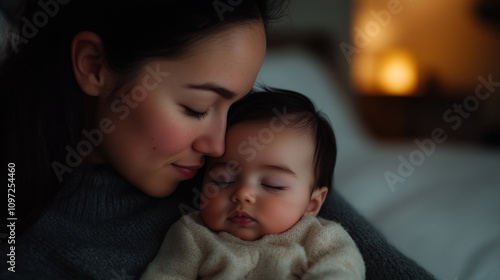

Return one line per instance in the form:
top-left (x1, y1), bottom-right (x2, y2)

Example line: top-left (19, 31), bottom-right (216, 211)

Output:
top-left (226, 229), bottom-right (263, 241)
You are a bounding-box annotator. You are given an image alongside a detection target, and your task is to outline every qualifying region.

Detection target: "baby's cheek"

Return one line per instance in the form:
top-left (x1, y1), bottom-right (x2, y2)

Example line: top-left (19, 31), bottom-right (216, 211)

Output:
top-left (200, 204), bottom-right (219, 231)
top-left (263, 202), bottom-right (302, 234)
top-left (201, 190), bottom-right (228, 230)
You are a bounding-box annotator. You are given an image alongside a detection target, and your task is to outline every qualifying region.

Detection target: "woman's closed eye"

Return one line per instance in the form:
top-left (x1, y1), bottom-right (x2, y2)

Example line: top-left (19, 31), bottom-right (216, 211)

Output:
top-left (183, 106), bottom-right (209, 119)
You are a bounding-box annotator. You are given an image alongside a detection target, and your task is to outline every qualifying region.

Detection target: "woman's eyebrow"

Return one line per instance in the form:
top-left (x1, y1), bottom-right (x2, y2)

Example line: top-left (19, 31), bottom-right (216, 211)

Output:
top-left (187, 83), bottom-right (236, 99)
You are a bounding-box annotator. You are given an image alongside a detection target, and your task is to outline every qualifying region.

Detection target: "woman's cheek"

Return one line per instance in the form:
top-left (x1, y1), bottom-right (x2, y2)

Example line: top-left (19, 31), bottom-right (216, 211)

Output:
top-left (147, 115), bottom-right (194, 157)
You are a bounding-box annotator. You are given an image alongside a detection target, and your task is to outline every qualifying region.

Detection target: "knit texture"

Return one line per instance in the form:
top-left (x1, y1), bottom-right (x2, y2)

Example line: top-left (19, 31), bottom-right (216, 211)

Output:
top-left (0, 164), bottom-right (436, 279)
top-left (141, 212), bottom-right (365, 280)
top-left (0, 164), bottom-right (191, 279)
top-left (319, 192), bottom-right (436, 279)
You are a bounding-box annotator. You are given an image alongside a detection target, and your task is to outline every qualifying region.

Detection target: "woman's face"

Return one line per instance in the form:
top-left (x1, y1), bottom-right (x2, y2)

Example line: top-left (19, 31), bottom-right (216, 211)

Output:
top-left (95, 23), bottom-right (266, 197)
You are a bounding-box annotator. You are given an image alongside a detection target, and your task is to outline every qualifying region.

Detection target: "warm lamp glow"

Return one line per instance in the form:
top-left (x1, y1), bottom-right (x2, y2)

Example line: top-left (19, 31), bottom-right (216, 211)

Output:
top-left (377, 51), bottom-right (418, 96)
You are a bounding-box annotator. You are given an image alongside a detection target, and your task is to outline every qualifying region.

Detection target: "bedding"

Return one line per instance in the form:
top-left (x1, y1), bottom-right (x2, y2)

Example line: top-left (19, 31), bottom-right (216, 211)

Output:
top-left (256, 47), bottom-right (500, 280)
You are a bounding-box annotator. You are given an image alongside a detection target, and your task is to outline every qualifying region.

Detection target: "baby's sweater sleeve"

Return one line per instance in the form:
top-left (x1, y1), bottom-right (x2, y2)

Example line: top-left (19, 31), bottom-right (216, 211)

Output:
top-left (140, 216), bottom-right (202, 280)
top-left (302, 219), bottom-right (365, 280)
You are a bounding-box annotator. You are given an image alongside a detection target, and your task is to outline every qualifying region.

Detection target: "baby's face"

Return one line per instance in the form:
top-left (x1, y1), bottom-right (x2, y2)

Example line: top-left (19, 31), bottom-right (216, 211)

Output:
top-left (200, 121), bottom-right (317, 241)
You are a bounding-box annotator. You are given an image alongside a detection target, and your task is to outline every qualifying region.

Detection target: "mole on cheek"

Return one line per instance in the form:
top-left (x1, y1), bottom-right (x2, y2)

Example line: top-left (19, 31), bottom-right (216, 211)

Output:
top-left (151, 137), bottom-right (156, 150)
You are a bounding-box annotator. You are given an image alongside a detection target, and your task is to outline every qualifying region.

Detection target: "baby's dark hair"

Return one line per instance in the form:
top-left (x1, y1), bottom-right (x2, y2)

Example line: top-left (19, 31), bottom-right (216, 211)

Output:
top-left (227, 87), bottom-right (337, 191)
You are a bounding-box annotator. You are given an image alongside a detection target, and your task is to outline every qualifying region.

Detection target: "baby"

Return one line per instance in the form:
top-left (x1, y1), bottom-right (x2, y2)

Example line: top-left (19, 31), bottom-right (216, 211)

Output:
top-left (141, 88), bottom-right (365, 280)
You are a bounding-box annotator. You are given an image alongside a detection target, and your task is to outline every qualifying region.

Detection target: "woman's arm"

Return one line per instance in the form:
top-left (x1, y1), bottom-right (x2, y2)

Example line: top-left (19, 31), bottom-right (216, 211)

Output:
top-left (319, 190), bottom-right (436, 280)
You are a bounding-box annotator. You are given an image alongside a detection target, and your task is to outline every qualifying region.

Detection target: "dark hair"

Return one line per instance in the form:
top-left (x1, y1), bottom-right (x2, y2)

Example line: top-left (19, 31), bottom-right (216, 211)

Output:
top-left (2, 0), bottom-right (289, 235)
top-left (227, 87), bottom-right (337, 191)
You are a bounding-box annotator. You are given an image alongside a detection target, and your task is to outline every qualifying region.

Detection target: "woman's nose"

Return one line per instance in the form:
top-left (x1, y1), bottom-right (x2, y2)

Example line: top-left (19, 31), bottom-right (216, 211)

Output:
top-left (231, 184), bottom-right (256, 204)
top-left (193, 119), bottom-right (226, 157)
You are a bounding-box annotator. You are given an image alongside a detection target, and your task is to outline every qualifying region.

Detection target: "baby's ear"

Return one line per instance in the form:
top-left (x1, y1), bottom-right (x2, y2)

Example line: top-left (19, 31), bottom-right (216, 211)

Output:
top-left (305, 186), bottom-right (328, 216)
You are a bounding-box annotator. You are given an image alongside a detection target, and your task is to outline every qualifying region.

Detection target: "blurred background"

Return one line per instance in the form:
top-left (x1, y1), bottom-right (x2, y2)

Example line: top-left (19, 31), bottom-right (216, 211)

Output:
top-left (268, 0), bottom-right (500, 145)
top-left (1, 0), bottom-right (499, 279)
top-left (1, 0), bottom-right (499, 144)
top-left (258, 1), bottom-right (500, 279)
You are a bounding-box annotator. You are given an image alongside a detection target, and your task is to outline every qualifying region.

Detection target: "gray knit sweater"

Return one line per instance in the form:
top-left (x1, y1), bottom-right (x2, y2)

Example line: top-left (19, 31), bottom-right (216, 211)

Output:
top-left (0, 164), bottom-right (191, 279)
top-left (0, 164), bottom-right (436, 279)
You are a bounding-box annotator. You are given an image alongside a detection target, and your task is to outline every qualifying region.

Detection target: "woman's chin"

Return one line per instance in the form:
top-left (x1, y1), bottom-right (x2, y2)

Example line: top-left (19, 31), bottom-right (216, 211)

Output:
top-left (139, 182), bottom-right (178, 198)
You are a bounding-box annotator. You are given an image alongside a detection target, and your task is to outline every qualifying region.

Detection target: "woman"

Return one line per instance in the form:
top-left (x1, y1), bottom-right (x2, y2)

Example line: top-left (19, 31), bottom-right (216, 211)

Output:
top-left (2, 0), bottom-right (436, 279)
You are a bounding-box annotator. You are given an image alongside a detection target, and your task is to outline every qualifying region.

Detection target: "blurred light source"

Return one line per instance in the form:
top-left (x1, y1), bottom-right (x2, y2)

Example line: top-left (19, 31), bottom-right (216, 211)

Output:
top-left (376, 50), bottom-right (418, 96)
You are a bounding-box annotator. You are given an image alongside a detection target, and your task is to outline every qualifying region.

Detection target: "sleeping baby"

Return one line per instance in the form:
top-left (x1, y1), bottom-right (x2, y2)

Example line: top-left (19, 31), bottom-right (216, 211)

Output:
top-left (140, 88), bottom-right (365, 280)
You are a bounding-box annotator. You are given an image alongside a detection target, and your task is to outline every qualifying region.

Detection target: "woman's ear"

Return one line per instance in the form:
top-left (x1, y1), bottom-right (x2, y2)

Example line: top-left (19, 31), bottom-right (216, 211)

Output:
top-left (71, 31), bottom-right (113, 97)
top-left (305, 186), bottom-right (328, 216)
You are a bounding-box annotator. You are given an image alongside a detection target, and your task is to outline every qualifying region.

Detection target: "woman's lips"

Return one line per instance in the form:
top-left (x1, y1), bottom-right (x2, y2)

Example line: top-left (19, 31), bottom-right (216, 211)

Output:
top-left (228, 211), bottom-right (255, 225)
top-left (171, 164), bottom-right (201, 179)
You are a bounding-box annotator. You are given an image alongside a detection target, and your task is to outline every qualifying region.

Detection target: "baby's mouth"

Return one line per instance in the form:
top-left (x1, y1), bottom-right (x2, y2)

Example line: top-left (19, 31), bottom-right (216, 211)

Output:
top-left (227, 211), bottom-right (255, 225)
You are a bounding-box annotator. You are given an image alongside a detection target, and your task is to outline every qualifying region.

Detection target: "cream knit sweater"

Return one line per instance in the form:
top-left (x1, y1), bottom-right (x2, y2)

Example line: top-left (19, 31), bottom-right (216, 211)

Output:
top-left (141, 211), bottom-right (365, 280)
